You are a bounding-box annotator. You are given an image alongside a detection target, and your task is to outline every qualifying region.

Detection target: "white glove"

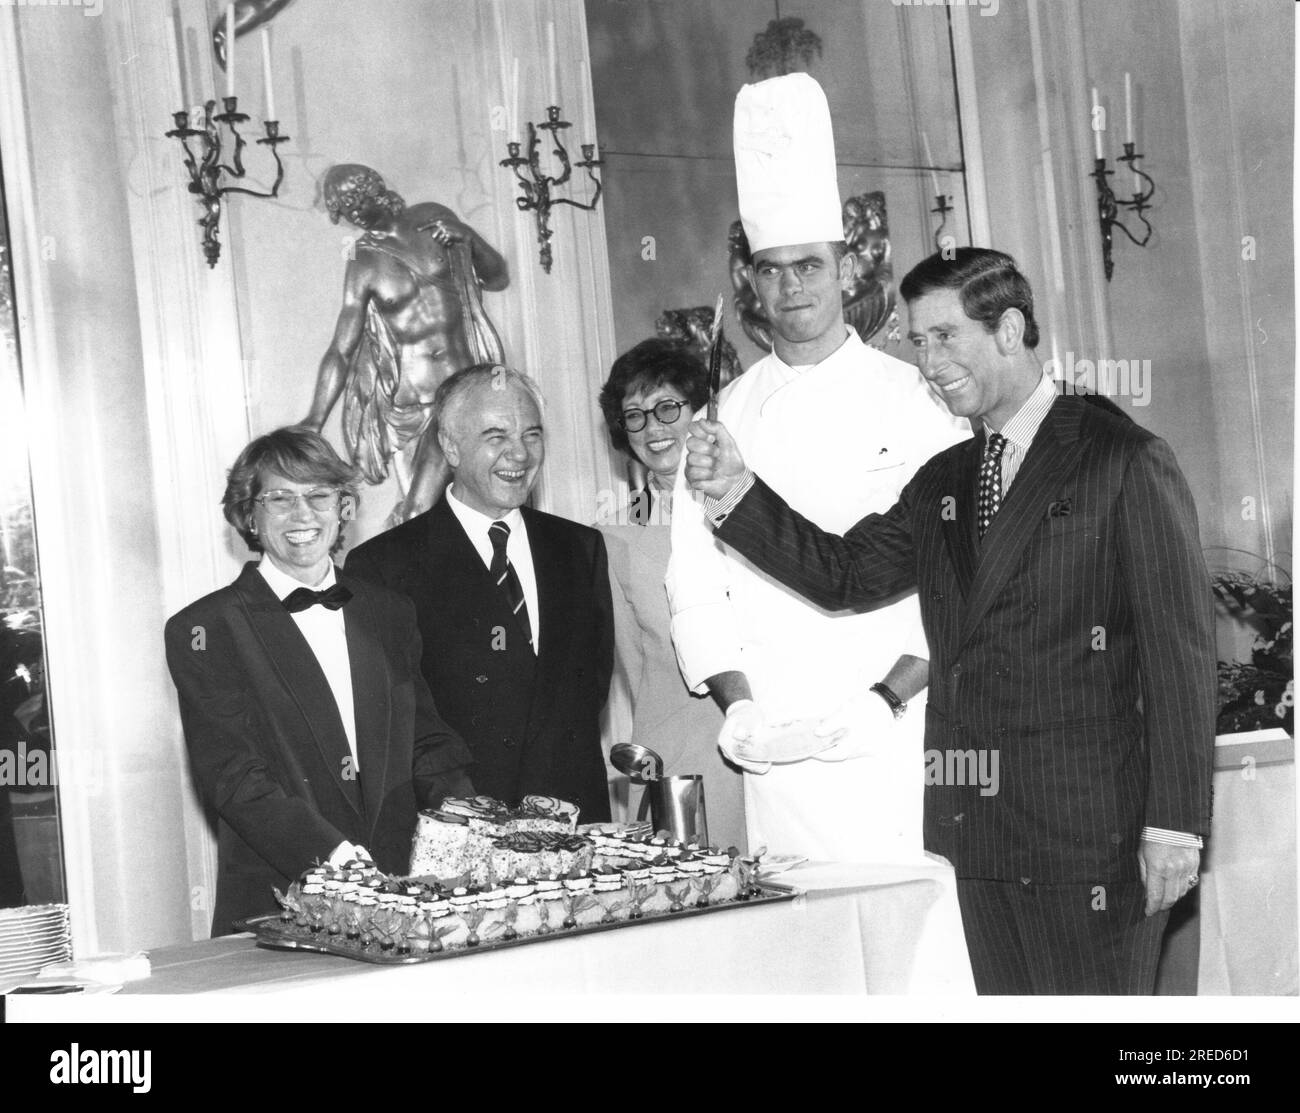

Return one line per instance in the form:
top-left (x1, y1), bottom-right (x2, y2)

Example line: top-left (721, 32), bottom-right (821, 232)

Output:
top-left (717, 699), bottom-right (771, 774)
top-left (812, 688), bottom-right (899, 762)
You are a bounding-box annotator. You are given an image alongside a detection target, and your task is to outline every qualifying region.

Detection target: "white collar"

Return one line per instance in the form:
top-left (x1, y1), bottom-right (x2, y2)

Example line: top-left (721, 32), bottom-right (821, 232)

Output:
top-left (770, 324), bottom-right (856, 374)
top-left (981, 372), bottom-right (1057, 450)
top-left (446, 483), bottom-right (525, 536)
top-left (258, 555), bottom-right (337, 601)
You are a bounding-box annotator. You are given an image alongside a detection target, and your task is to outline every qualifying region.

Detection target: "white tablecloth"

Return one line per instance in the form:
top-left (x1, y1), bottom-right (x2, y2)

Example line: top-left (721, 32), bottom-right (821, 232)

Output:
top-left (112, 856), bottom-right (974, 1000)
top-left (1198, 730), bottom-right (1298, 994)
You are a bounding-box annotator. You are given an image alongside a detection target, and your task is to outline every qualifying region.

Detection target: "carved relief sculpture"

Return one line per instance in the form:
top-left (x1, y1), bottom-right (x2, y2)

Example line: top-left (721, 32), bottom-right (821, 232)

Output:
top-left (655, 306), bottom-right (742, 390)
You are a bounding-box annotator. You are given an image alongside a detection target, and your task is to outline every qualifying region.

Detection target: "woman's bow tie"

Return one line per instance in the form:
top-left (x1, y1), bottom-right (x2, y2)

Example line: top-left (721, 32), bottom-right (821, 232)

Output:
top-left (282, 584), bottom-right (353, 613)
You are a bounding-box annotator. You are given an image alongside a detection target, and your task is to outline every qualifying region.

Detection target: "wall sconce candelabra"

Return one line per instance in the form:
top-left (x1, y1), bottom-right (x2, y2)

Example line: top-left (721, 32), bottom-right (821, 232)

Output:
top-left (500, 106), bottom-right (603, 274)
top-left (1089, 74), bottom-right (1155, 281)
top-left (165, 100), bottom-right (288, 268)
top-left (165, 6), bottom-right (287, 268)
top-left (1090, 144), bottom-right (1154, 282)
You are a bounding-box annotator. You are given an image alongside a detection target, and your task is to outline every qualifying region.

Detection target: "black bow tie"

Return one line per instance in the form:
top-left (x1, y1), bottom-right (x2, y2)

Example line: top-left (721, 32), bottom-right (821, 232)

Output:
top-left (282, 583), bottom-right (352, 613)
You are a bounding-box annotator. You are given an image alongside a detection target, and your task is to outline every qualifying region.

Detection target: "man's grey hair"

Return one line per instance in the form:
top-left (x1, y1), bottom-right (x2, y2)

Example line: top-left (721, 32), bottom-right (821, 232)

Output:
top-left (433, 363), bottom-right (547, 446)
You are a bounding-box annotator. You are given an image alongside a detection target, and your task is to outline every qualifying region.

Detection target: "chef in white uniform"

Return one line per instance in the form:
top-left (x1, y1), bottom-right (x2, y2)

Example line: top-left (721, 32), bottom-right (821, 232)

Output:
top-left (667, 73), bottom-right (969, 862)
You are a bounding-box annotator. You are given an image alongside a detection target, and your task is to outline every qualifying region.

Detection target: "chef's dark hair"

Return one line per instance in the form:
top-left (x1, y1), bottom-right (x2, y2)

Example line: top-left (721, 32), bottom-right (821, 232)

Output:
top-left (900, 247), bottom-right (1040, 350)
top-left (743, 239), bottom-right (849, 267)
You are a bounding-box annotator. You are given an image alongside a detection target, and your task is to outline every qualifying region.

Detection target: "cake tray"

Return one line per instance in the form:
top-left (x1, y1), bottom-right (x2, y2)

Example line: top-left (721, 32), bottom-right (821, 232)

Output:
top-left (238, 881), bottom-right (798, 965)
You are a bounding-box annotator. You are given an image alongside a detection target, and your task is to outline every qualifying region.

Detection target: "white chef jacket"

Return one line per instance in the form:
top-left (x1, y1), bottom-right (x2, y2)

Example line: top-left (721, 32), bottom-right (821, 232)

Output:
top-left (667, 327), bottom-right (970, 862)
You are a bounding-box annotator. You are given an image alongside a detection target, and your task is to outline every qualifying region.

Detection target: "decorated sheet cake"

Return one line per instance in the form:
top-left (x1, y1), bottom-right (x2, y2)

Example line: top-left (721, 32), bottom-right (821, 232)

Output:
top-left (259, 796), bottom-right (785, 962)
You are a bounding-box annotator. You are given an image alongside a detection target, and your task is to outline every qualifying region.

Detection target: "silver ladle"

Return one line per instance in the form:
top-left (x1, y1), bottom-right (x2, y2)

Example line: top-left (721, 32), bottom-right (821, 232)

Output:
top-left (610, 742), bottom-right (664, 784)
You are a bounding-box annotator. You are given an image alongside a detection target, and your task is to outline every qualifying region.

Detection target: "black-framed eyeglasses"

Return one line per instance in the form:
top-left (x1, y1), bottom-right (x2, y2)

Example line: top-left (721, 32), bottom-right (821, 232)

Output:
top-left (618, 398), bottom-right (688, 432)
top-left (253, 488), bottom-right (343, 516)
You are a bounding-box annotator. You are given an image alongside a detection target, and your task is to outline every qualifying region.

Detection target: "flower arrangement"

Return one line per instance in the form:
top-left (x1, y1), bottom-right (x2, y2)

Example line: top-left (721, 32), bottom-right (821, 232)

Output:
top-left (1212, 570), bottom-right (1293, 735)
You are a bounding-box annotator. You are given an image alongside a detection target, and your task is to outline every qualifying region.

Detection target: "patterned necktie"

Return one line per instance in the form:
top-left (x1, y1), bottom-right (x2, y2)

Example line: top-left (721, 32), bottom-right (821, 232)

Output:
top-left (282, 583), bottom-right (352, 613)
top-left (488, 521), bottom-right (533, 649)
top-left (977, 432), bottom-right (1007, 539)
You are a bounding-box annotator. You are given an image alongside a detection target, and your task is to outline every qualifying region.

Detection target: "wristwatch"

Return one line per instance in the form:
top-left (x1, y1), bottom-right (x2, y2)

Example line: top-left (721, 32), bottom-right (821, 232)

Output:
top-left (870, 682), bottom-right (908, 720)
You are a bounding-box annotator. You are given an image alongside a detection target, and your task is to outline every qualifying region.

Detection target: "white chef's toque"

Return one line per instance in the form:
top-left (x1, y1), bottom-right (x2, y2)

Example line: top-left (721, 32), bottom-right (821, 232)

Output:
top-left (733, 72), bottom-right (843, 253)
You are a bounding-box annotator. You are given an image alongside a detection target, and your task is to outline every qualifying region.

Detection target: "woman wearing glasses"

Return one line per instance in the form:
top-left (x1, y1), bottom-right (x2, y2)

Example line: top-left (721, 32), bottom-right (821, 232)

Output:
top-left (596, 341), bottom-right (746, 849)
top-left (164, 427), bottom-right (472, 935)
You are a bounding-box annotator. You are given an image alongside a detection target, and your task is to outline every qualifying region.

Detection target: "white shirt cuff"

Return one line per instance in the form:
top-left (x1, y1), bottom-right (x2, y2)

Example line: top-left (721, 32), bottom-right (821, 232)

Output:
top-left (704, 470), bottom-right (757, 527)
top-left (1141, 826), bottom-right (1203, 849)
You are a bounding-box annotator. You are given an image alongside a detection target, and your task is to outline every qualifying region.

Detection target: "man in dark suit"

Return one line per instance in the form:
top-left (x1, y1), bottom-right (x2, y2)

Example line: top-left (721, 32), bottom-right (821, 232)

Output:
top-left (166, 428), bottom-right (473, 936)
top-left (346, 364), bottom-right (614, 822)
top-left (684, 248), bottom-right (1216, 994)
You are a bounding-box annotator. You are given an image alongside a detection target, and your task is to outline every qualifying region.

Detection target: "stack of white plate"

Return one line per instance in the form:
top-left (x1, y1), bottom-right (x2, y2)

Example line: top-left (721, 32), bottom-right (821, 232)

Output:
top-left (0, 903), bottom-right (72, 980)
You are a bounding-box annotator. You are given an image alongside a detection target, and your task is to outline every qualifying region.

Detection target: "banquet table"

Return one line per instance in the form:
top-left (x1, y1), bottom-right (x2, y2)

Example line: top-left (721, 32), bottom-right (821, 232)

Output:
top-left (122, 857), bottom-right (976, 997)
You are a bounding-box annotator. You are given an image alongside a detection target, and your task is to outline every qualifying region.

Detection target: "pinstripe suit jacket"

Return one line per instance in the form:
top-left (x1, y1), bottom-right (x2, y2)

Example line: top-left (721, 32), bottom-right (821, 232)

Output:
top-left (714, 392), bottom-right (1216, 883)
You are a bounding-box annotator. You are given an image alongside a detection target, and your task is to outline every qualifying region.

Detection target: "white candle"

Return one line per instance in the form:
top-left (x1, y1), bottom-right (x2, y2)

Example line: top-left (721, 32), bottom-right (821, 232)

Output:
top-left (261, 26), bottom-right (275, 120)
top-left (511, 55), bottom-right (520, 138)
top-left (580, 57), bottom-right (595, 134)
top-left (168, 9), bottom-right (186, 112)
top-left (1091, 86), bottom-right (1104, 160)
top-left (921, 130), bottom-right (941, 197)
top-left (1124, 72), bottom-right (1133, 144)
top-left (546, 21), bottom-right (557, 108)
top-left (225, 4), bottom-right (235, 100)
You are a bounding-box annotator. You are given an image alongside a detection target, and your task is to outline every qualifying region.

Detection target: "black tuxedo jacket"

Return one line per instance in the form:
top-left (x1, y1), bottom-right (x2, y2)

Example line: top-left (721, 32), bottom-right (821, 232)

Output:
top-left (345, 496), bottom-right (614, 822)
top-left (165, 563), bottom-right (472, 935)
top-left (716, 393), bottom-right (1216, 883)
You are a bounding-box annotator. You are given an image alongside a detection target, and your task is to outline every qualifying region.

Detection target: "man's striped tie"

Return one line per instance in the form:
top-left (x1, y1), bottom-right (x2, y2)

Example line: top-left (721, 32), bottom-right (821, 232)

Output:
top-left (488, 520), bottom-right (533, 650)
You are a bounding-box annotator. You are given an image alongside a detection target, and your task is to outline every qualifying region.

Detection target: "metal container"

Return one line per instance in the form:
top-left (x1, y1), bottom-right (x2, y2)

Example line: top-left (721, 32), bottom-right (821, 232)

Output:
top-left (640, 775), bottom-right (709, 846)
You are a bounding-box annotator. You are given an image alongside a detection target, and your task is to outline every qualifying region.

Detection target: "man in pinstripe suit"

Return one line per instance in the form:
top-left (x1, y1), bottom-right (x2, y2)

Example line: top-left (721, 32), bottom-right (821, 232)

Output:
top-left (683, 248), bottom-right (1216, 994)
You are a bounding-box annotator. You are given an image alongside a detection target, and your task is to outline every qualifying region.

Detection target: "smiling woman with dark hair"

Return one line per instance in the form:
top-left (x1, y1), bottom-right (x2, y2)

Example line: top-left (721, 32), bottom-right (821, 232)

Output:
top-left (595, 341), bottom-right (746, 849)
top-left (164, 426), bottom-right (472, 936)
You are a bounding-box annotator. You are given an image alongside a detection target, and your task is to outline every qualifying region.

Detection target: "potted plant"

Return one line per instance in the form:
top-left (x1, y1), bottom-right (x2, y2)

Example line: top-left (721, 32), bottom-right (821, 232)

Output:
top-left (1211, 569), bottom-right (1293, 736)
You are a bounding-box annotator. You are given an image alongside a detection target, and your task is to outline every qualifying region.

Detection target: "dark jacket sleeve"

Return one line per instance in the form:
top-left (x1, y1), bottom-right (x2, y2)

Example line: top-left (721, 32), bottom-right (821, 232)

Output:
top-left (1115, 436), bottom-right (1217, 836)
top-left (399, 598), bottom-right (476, 808)
top-left (714, 472), bottom-right (921, 611)
top-left (589, 529), bottom-right (616, 710)
top-left (164, 608), bottom-right (347, 879)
